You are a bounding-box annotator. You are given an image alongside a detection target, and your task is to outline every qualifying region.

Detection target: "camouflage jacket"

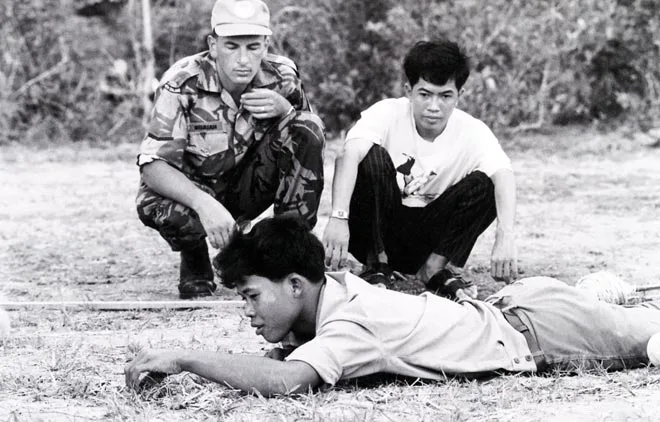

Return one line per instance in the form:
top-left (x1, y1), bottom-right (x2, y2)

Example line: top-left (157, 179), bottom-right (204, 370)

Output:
top-left (137, 51), bottom-right (311, 186)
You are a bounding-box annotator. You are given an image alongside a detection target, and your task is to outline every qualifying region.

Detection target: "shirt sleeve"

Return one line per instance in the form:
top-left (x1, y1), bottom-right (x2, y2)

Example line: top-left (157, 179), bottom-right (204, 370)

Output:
top-left (285, 320), bottom-right (383, 386)
top-left (136, 85), bottom-right (188, 169)
top-left (472, 120), bottom-right (512, 177)
top-left (344, 100), bottom-right (394, 147)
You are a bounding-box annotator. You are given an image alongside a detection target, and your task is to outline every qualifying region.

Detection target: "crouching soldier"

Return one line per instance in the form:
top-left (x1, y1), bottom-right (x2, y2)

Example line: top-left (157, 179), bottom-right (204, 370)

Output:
top-left (135, 0), bottom-right (325, 299)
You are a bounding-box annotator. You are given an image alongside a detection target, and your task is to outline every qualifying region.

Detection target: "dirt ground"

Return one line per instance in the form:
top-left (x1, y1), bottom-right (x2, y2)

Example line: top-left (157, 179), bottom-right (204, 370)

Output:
top-left (1, 127), bottom-right (660, 421)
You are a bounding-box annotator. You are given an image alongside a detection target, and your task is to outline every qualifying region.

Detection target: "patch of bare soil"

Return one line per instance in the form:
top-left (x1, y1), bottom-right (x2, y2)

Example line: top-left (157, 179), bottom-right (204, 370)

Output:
top-left (1, 128), bottom-right (660, 421)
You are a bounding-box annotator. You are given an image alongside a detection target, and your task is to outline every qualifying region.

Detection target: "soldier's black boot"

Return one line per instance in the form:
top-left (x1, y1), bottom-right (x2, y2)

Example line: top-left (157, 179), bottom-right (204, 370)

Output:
top-left (178, 241), bottom-right (216, 299)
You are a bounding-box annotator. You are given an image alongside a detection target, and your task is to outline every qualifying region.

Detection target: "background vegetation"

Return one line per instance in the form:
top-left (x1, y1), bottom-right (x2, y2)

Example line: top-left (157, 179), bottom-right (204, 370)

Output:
top-left (1, 0), bottom-right (659, 145)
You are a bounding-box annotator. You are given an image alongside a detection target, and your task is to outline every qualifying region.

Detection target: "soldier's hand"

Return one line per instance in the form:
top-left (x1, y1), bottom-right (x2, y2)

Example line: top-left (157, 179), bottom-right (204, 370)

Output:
top-left (241, 88), bottom-right (293, 120)
top-left (491, 227), bottom-right (518, 283)
top-left (323, 218), bottom-right (350, 271)
top-left (124, 348), bottom-right (183, 391)
top-left (195, 196), bottom-right (236, 250)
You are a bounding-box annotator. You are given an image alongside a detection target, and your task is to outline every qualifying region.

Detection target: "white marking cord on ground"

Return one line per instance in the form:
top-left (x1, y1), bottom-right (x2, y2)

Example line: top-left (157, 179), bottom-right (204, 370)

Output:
top-left (0, 300), bottom-right (244, 311)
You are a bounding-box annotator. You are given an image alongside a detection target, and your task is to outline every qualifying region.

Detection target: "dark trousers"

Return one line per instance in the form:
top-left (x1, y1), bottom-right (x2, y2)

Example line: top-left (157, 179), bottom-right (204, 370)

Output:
top-left (348, 145), bottom-right (497, 274)
top-left (136, 112), bottom-right (325, 251)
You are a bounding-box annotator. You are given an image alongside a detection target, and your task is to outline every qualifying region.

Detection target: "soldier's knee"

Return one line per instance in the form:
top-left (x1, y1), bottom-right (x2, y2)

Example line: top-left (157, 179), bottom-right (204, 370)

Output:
top-left (136, 185), bottom-right (164, 228)
top-left (136, 205), bottom-right (155, 229)
top-left (136, 189), bottom-right (200, 234)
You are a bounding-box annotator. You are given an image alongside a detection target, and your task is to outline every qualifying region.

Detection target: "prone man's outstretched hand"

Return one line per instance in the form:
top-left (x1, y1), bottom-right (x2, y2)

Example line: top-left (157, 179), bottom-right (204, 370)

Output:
top-left (124, 349), bottom-right (183, 391)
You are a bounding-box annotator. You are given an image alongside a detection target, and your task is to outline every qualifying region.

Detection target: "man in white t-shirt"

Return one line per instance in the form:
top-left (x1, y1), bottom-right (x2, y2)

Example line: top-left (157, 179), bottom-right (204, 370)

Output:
top-left (124, 215), bottom-right (660, 396)
top-left (322, 40), bottom-right (517, 299)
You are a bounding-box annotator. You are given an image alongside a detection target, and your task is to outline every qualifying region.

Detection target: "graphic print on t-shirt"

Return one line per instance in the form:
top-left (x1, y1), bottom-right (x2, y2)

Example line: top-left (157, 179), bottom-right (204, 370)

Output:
top-left (395, 153), bottom-right (438, 199)
top-left (395, 154), bottom-right (416, 176)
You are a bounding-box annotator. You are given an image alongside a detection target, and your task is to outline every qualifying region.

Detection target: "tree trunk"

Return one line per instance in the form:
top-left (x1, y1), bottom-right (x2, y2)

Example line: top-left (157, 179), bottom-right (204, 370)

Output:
top-left (141, 0), bottom-right (155, 125)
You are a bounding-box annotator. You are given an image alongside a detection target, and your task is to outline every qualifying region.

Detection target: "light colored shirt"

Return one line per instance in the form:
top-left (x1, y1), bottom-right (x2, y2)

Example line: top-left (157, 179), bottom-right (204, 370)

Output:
top-left (345, 98), bottom-right (512, 207)
top-left (286, 272), bottom-right (536, 386)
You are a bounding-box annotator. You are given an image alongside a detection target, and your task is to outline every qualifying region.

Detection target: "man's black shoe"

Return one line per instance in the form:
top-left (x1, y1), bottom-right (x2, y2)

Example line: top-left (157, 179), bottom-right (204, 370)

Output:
top-left (359, 262), bottom-right (395, 286)
top-left (426, 268), bottom-right (476, 301)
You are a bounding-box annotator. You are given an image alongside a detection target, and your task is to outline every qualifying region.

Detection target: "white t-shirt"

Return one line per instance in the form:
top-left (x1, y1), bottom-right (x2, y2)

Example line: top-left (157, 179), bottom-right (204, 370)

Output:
top-left (345, 98), bottom-right (512, 207)
top-left (285, 272), bottom-right (535, 386)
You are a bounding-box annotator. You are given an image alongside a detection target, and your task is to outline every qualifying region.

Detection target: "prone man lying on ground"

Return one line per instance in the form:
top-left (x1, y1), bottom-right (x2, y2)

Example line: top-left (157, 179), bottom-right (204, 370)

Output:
top-left (125, 215), bottom-right (660, 397)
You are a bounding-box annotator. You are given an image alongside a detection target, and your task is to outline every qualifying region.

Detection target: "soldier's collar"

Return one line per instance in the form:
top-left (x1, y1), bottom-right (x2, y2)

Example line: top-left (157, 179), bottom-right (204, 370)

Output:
top-left (196, 53), bottom-right (222, 92)
top-left (250, 59), bottom-right (279, 88)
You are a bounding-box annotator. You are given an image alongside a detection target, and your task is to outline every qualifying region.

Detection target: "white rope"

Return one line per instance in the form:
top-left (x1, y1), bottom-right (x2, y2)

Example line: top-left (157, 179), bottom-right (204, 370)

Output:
top-left (0, 307), bottom-right (10, 338)
top-left (0, 293), bottom-right (10, 338)
top-left (0, 300), bottom-right (243, 311)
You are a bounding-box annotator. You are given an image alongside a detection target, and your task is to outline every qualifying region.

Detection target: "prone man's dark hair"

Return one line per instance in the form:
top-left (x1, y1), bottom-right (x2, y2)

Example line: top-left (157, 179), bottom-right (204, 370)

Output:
top-left (213, 214), bottom-right (326, 288)
top-left (403, 39), bottom-right (470, 90)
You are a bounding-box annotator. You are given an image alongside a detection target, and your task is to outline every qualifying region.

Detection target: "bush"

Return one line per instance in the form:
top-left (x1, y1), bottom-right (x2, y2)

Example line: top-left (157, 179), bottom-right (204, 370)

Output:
top-left (2, 0), bottom-right (139, 144)
top-left (274, 0), bottom-right (659, 135)
top-left (2, 0), bottom-right (658, 145)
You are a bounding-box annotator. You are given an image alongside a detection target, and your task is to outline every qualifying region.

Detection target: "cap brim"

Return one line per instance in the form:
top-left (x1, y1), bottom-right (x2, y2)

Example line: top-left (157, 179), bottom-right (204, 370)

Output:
top-left (213, 24), bottom-right (272, 37)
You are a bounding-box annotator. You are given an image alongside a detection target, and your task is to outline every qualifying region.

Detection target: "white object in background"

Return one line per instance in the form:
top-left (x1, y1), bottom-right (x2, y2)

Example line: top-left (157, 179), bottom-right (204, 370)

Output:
top-left (646, 332), bottom-right (660, 366)
top-left (0, 294), bottom-right (10, 338)
top-left (575, 271), bottom-right (635, 305)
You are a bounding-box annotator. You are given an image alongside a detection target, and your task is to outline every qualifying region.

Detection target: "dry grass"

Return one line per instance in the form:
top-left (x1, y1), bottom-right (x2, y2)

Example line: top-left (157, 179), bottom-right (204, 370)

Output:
top-left (2, 127), bottom-right (660, 421)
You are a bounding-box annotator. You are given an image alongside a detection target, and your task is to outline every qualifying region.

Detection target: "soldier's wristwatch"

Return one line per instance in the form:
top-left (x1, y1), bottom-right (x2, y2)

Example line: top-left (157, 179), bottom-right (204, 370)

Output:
top-left (330, 209), bottom-right (349, 220)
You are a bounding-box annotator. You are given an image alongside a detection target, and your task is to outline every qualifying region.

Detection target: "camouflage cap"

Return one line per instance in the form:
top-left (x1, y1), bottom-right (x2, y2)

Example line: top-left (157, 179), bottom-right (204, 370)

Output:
top-left (211, 0), bottom-right (272, 37)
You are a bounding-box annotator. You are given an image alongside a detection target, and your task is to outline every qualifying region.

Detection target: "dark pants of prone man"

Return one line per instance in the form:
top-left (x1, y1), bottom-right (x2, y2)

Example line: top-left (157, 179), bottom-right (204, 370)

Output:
top-left (135, 111), bottom-right (325, 298)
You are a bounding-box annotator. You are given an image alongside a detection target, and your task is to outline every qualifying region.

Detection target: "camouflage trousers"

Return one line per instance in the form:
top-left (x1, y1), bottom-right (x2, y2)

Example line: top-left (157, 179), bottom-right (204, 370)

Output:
top-left (136, 111), bottom-right (325, 251)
